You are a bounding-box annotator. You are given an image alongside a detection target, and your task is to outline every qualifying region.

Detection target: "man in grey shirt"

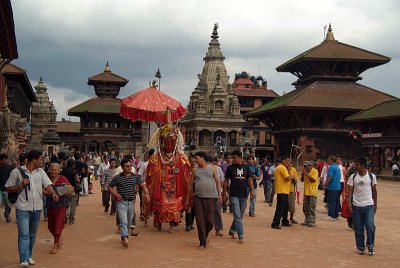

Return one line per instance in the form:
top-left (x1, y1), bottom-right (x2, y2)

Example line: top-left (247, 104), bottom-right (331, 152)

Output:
top-left (185, 151), bottom-right (222, 250)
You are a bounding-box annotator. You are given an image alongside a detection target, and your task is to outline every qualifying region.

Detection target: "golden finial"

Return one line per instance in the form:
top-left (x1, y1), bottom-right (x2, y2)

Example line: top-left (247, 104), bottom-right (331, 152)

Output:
top-left (105, 61), bottom-right (110, 72)
top-left (325, 23), bottom-right (335, 41)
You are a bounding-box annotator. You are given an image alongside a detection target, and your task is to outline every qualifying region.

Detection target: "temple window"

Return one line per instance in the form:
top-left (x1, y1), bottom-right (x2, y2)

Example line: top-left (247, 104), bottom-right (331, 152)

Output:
top-left (239, 98), bottom-right (254, 108)
top-left (95, 121), bottom-right (103, 128)
top-left (215, 100), bottom-right (223, 109)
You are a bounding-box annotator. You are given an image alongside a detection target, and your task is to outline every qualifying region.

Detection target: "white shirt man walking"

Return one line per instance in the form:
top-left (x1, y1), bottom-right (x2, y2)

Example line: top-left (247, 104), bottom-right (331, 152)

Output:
top-left (347, 155), bottom-right (378, 256)
top-left (6, 150), bottom-right (58, 267)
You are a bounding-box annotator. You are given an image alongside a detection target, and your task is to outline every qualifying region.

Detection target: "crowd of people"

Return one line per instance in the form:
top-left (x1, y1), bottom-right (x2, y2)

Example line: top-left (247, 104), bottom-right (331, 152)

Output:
top-left (0, 141), bottom-right (380, 266)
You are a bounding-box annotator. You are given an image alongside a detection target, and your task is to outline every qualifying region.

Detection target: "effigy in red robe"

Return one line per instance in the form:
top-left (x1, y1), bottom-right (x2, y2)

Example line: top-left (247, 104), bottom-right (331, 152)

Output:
top-left (146, 123), bottom-right (191, 227)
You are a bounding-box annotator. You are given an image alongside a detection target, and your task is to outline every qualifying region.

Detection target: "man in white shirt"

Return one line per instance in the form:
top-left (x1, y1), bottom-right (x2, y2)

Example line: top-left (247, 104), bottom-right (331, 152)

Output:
top-left (267, 162), bottom-right (277, 206)
top-left (93, 152), bottom-right (102, 179)
top-left (98, 155), bottom-right (110, 186)
top-left (392, 161), bottom-right (399, 178)
top-left (347, 155), bottom-right (378, 256)
top-left (6, 150), bottom-right (58, 267)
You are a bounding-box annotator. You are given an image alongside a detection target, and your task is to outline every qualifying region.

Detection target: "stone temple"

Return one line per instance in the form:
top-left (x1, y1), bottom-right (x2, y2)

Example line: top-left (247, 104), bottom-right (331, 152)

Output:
top-left (181, 24), bottom-right (244, 153)
top-left (26, 77), bottom-right (61, 155)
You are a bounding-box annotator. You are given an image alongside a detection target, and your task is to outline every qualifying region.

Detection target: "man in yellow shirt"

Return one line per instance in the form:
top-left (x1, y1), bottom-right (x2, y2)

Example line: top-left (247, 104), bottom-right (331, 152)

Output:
top-left (271, 156), bottom-right (293, 229)
top-left (300, 161), bottom-right (319, 227)
top-left (288, 164), bottom-right (299, 224)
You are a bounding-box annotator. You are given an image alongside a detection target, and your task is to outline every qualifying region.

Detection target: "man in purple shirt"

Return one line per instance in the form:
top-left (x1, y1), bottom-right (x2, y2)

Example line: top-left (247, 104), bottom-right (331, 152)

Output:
top-left (219, 152), bottom-right (232, 213)
top-left (260, 156), bottom-right (274, 203)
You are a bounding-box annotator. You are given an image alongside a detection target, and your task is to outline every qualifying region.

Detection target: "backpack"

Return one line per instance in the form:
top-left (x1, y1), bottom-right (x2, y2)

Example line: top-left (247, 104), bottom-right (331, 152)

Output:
top-left (8, 167), bottom-right (30, 204)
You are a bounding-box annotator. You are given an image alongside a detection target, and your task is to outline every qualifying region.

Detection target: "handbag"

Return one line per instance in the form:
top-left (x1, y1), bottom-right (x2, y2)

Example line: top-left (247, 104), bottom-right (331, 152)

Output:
top-left (318, 181), bottom-right (324, 190)
top-left (341, 198), bottom-right (352, 218)
top-left (55, 183), bottom-right (73, 196)
top-left (74, 184), bottom-right (82, 193)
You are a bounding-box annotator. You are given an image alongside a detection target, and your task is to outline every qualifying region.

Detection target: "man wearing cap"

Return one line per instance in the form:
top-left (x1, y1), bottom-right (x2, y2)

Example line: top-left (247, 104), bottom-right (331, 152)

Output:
top-left (301, 161), bottom-right (319, 227)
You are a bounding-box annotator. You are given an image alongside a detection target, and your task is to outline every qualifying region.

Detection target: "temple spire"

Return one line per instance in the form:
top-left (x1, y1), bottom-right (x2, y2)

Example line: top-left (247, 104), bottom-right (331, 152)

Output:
top-left (204, 23), bottom-right (225, 61)
top-left (104, 61), bottom-right (110, 72)
top-left (35, 76), bottom-right (47, 93)
top-left (325, 23), bottom-right (335, 41)
top-left (211, 23), bottom-right (219, 40)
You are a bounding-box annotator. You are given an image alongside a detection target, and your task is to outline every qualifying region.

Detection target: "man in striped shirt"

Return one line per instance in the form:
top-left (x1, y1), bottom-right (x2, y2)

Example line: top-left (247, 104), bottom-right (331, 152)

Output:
top-left (109, 159), bottom-right (150, 248)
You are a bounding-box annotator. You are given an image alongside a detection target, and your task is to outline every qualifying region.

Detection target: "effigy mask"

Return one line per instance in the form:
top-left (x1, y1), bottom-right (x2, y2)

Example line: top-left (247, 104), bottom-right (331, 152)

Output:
top-left (160, 124), bottom-right (177, 154)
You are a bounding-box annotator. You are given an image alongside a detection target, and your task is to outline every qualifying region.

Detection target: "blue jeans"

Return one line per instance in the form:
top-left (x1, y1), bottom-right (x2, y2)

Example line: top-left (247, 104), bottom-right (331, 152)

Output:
top-left (16, 209), bottom-right (41, 263)
top-left (229, 196), bottom-right (247, 239)
top-left (0, 190), bottom-right (12, 217)
top-left (327, 190), bottom-right (341, 218)
top-left (116, 200), bottom-right (135, 239)
top-left (262, 180), bottom-right (272, 202)
top-left (43, 196), bottom-right (48, 219)
top-left (352, 205), bottom-right (375, 250)
top-left (248, 188), bottom-right (257, 215)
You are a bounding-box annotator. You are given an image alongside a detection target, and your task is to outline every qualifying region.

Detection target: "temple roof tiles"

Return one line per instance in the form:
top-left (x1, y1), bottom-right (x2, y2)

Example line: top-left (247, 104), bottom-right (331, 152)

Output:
top-left (276, 24), bottom-right (390, 73)
top-left (232, 88), bottom-right (279, 98)
top-left (68, 97), bottom-right (122, 115)
top-left (56, 121), bottom-right (81, 133)
top-left (88, 62), bottom-right (128, 86)
top-left (2, 63), bottom-right (37, 102)
top-left (246, 81), bottom-right (396, 116)
top-left (346, 99), bottom-right (400, 122)
top-left (2, 62), bottom-right (25, 74)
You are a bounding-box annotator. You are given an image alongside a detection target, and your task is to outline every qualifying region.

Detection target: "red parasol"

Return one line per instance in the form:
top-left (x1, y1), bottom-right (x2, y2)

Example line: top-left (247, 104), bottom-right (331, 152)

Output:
top-left (120, 85), bottom-right (186, 124)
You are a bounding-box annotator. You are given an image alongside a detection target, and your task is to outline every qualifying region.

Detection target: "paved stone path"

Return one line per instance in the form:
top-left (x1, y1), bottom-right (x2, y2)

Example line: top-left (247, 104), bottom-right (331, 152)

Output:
top-left (1, 179), bottom-right (399, 267)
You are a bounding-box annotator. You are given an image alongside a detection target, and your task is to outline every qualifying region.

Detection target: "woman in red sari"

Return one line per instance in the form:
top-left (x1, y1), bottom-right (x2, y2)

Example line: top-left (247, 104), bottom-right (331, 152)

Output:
top-left (44, 163), bottom-right (73, 254)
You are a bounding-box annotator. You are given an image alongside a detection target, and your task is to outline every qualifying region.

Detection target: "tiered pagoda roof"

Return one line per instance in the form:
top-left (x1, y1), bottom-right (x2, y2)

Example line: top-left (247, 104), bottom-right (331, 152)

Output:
top-left (88, 62), bottom-right (128, 86)
top-left (247, 24), bottom-right (395, 117)
top-left (68, 63), bottom-right (127, 115)
top-left (276, 24), bottom-right (391, 86)
top-left (88, 62), bottom-right (128, 98)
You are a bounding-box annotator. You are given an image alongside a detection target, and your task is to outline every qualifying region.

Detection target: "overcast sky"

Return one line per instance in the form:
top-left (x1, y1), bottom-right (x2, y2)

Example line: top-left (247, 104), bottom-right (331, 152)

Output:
top-left (11, 0), bottom-right (400, 121)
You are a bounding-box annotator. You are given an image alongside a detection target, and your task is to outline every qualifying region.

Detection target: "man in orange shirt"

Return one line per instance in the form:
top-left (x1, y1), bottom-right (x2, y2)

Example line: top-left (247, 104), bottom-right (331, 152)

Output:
top-left (271, 156), bottom-right (293, 229)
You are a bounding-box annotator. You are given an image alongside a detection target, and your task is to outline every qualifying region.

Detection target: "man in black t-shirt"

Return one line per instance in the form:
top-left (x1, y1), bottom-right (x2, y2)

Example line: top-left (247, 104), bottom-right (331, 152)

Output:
top-left (74, 153), bottom-right (88, 196)
top-left (222, 150), bottom-right (254, 243)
